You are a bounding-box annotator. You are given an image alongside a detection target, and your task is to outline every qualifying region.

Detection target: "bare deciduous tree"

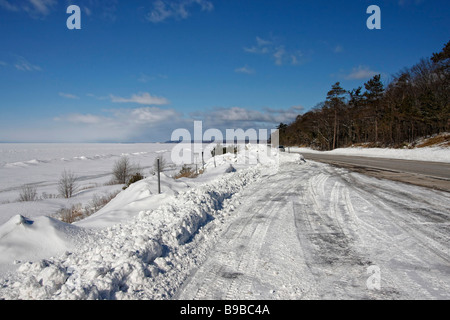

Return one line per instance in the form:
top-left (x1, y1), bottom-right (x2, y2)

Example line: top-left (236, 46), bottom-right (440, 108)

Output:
top-left (19, 184), bottom-right (38, 202)
top-left (58, 169), bottom-right (78, 199)
top-left (112, 156), bottom-right (143, 184)
top-left (113, 156), bottom-right (132, 184)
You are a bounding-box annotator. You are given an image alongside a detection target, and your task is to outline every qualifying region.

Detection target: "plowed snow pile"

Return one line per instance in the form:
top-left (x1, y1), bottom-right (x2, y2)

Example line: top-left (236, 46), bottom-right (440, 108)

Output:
top-left (0, 145), bottom-right (302, 299)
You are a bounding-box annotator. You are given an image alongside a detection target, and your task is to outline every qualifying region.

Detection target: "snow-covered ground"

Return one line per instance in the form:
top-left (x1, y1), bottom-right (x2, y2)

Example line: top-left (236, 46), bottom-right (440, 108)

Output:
top-left (289, 146), bottom-right (449, 163)
top-left (0, 143), bottom-right (291, 298)
top-left (0, 143), bottom-right (175, 226)
top-left (0, 143), bottom-right (448, 300)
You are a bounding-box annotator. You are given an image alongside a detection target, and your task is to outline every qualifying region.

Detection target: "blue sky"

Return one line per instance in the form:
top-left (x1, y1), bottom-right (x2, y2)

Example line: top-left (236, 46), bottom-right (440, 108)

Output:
top-left (0, 0), bottom-right (449, 142)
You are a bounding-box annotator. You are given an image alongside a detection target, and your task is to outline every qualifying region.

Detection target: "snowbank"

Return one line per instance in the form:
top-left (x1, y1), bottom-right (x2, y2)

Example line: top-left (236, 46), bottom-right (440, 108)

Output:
top-left (290, 146), bottom-right (449, 163)
top-left (0, 145), bottom-right (303, 299)
top-left (74, 173), bottom-right (191, 229)
top-left (0, 215), bottom-right (84, 273)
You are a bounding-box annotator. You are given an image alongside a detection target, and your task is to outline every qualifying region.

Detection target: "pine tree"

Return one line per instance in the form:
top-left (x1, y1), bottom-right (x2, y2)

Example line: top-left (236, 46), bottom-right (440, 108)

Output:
top-left (431, 41), bottom-right (450, 133)
top-left (348, 86), bottom-right (364, 143)
top-left (364, 75), bottom-right (384, 142)
top-left (431, 41), bottom-right (450, 68)
top-left (326, 82), bottom-right (347, 149)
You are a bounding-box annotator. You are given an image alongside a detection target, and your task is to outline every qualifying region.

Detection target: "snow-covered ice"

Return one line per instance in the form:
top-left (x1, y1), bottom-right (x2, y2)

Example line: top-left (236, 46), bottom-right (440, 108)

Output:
top-left (0, 143), bottom-right (175, 226)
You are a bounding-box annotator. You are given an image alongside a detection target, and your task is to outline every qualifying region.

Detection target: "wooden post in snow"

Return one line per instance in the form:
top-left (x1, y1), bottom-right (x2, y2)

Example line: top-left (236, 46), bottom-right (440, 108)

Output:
top-left (157, 158), bottom-right (161, 194)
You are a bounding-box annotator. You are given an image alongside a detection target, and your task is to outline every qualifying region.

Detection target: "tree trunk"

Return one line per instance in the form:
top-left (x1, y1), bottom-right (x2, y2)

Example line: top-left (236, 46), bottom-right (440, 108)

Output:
top-left (333, 108), bottom-right (337, 150)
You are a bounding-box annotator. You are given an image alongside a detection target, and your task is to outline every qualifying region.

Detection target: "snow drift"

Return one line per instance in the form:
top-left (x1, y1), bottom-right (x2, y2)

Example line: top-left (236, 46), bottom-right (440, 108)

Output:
top-left (0, 215), bottom-right (83, 273)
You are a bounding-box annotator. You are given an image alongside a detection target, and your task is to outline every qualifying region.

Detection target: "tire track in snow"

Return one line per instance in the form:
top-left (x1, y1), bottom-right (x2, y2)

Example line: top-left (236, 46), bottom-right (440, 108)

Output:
top-left (225, 176), bottom-right (308, 300)
top-left (336, 170), bottom-right (450, 299)
top-left (177, 181), bottom-right (279, 299)
top-left (178, 170), bottom-right (307, 300)
top-left (177, 160), bottom-right (450, 300)
top-left (194, 181), bottom-right (287, 299)
top-left (293, 166), bottom-right (377, 299)
top-left (341, 172), bottom-right (450, 265)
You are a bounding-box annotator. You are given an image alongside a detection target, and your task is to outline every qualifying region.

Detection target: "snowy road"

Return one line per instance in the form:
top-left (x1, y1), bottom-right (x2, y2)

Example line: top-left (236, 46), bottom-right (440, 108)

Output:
top-left (298, 153), bottom-right (450, 180)
top-left (176, 161), bottom-right (450, 300)
top-left (295, 152), bottom-right (450, 192)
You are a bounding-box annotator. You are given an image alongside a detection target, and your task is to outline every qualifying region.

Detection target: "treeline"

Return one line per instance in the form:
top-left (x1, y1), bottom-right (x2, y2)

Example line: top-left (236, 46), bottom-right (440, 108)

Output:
top-left (279, 41), bottom-right (450, 150)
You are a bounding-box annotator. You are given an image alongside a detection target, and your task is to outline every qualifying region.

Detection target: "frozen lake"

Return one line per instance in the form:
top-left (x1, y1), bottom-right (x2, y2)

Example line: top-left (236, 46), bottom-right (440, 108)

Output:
top-left (0, 143), bottom-right (176, 225)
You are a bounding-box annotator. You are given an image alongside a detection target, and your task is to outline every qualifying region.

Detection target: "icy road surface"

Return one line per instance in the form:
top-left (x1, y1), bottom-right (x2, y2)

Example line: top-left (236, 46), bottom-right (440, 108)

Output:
top-left (176, 161), bottom-right (450, 300)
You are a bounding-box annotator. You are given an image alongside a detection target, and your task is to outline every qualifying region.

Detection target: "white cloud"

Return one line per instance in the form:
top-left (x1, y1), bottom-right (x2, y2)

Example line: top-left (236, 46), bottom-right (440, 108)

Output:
top-left (273, 46), bottom-right (286, 66)
top-left (334, 45), bottom-right (344, 53)
top-left (110, 92), bottom-right (170, 105)
top-left (0, 0), bottom-right (118, 20)
top-left (4, 103), bottom-right (304, 142)
top-left (245, 36), bottom-right (305, 66)
top-left (84, 6), bottom-right (92, 16)
top-left (14, 57), bottom-right (42, 72)
top-left (146, 0), bottom-right (213, 23)
top-left (137, 73), bottom-right (168, 83)
top-left (0, 0), bottom-right (56, 17)
top-left (57, 113), bottom-right (104, 124)
top-left (0, 0), bottom-right (19, 12)
top-left (55, 104), bottom-right (302, 142)
top-left (59, 92), bottom-right (79, 99)
top-left (344, 65), bottom-right (380, 80)
top-left (86, 93), bottom-right (109, 100)
top-left (27, 0), bottom-right (56, 15)
top-left (137, 74), bottom-right (153, 83)
top-left (235, 65), bottom-right (255, 74)
top-left (191, 105), bottom-right (303, 130)
top-left (244, 46), bottom-right (269, 54)
top-left (256, 36), bottom-right (272, 47)
top-left (290, 55), bottom-right (299, 65)
top-left (80, 0), bottom-right (118, 21)
top-left (58, 108), bottom-right (179, 127)
top-left (244, 36), bottom-right (272, 54)
top-left (211, 107), bottom-right (274, 122)
top-left (146, 0), bottom-right (172, 23)
top-left (114, 107), bottom-right (181, 125)
top-left (49, 106), bottom-right (186, 142)
top-left (263, 105), bottom-right (304, 122)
